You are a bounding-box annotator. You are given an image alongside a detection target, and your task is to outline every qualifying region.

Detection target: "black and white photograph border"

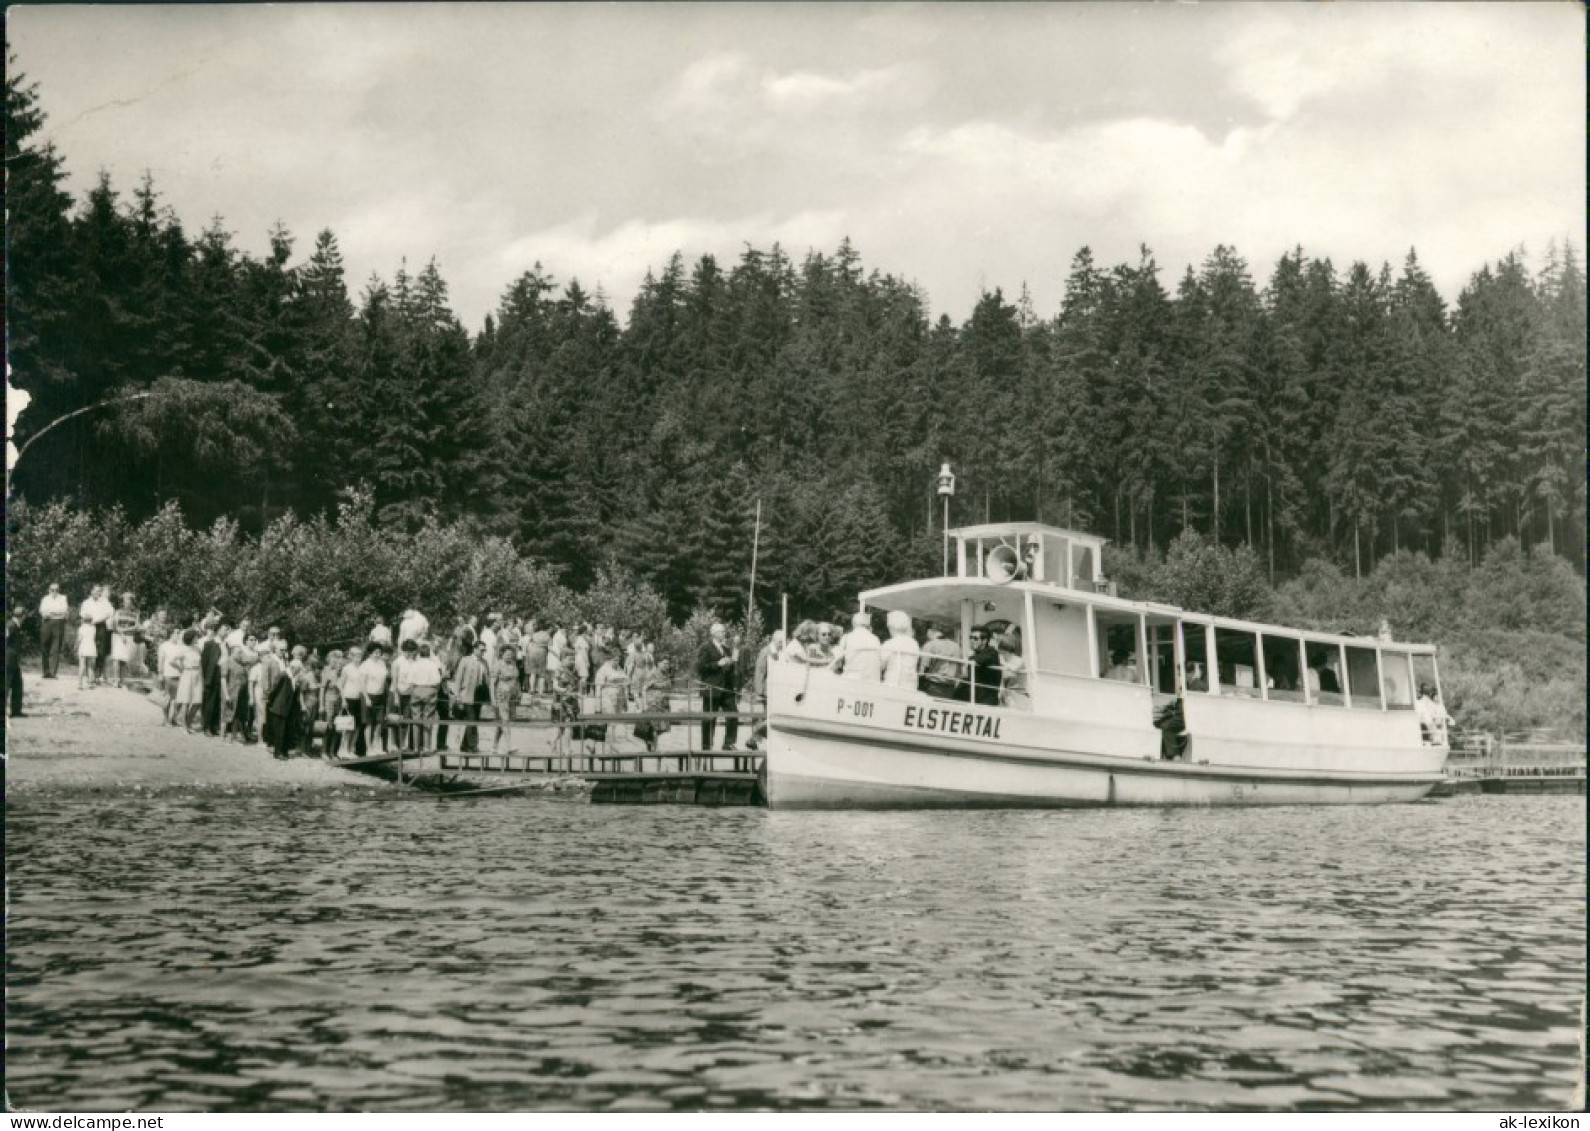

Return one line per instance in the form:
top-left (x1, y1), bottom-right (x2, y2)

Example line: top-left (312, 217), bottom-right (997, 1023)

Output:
top-left (4, 1), bottom-right (1586, 1116)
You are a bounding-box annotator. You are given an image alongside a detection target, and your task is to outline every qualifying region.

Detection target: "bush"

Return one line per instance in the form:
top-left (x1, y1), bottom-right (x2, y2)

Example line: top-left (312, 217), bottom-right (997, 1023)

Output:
top-left (1116, 530), bottom-right (1271, 620)
top-left (7, 499), bottom-right (130, 622)
top-left (574, 562), bottom-right (669, 648)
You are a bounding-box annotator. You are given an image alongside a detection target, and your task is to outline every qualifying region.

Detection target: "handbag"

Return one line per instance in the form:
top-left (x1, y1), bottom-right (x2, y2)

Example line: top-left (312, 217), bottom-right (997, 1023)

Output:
top-left (333, 712), bottom-right (356, 733)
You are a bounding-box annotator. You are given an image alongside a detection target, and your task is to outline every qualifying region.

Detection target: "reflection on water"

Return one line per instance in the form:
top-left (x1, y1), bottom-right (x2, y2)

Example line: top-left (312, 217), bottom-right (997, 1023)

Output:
top-left (6, 791), bottom-right (1584, 1112)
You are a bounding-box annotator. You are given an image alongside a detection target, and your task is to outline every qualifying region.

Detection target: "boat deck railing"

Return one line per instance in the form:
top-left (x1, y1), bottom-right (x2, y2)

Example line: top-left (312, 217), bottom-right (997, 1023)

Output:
top-left (792, 647), bottom-right (1023, 708)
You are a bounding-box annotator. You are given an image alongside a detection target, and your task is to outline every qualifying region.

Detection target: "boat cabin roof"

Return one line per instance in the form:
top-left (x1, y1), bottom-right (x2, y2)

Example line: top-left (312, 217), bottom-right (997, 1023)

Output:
top-left (948, 522), bottom-right (1106, 547)
top-left (859, 574), bottom-right (1438, 654)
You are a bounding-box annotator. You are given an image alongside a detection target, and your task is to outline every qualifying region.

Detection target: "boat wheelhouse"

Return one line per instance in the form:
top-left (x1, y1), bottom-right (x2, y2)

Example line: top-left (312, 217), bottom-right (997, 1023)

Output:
top-left (763, 522), bottom-right (1449, 809)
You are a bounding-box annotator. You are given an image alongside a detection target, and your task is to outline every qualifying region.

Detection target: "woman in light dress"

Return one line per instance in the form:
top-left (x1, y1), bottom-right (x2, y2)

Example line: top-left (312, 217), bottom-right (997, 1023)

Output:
top-left (523, 623), bottom-right (550, 696)
top-left (158, 627), bottom-right (184, 722)
top-left (174, 628), bottom-right (206, 731)
top-left (587, 655), bottom-right (627, 762)
top-left (321, 650), bottom-right (346, 758)
top-left (108, 592), bottom-right (140, 688)
top-left (489, 644), bottom-right (521, 755)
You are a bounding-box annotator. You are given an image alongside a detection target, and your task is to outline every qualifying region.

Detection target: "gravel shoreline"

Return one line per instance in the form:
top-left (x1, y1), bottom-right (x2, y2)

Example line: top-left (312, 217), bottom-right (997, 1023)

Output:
top-left (5, 664), bottom-right (368, 794)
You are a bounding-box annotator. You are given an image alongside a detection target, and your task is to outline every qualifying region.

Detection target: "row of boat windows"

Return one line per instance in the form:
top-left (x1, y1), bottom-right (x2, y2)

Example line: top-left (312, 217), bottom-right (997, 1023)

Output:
top-left (1096, 614), bottom-right (1438, 710)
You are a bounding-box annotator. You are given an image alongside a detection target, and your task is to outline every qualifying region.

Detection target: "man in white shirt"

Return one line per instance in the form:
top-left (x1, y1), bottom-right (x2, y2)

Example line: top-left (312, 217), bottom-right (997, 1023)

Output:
top-left (390, 640), bottom-right (421, 750)
top-left (880, 611), bottom-right (922, 689)
top-left (406, 642), bottom-right (444, 751)
top-left (835, 611), bottom-right (882, 682)
top-left (225, 619), bottom-right (252, 650)
top-left (480, 614), bottom-right (500, 671)
top-left (38, 582), bottom-right (70, 678)
top-left (398, 608), bottom-right (430, 649)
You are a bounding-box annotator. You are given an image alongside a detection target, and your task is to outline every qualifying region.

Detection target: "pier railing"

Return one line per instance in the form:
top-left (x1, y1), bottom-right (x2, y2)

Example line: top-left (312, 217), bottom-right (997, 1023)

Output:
top-left (1444, 729), bottom-right (1586, 779)
top-left (370, 697), bottom-right (768, 773)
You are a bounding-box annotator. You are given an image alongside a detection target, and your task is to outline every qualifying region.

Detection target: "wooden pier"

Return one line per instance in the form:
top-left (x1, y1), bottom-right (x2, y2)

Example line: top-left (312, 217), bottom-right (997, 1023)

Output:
top-left (1436, 732), bottom-right (1586, 797)
top-left (330, 705), bottom-right (768, 806)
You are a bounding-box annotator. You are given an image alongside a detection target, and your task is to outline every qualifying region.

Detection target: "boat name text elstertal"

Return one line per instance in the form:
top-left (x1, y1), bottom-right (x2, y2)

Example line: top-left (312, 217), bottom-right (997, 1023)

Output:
top-left (901, 704), bottom-right (1003, 740)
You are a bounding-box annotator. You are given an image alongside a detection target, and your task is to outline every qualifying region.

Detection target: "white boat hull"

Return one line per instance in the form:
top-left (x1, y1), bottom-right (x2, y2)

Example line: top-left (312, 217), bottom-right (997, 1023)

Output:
top-left (764, 667), bottom-right (1445, 810)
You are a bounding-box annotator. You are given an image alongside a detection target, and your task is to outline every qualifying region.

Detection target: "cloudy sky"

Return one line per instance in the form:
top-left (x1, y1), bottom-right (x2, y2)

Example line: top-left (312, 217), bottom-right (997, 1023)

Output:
top-left (7, 1), bottom-right (1585, 333)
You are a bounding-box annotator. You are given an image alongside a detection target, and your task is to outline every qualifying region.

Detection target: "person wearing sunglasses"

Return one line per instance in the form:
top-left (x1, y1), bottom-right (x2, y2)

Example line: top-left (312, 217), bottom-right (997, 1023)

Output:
top-left (961, 627), bottom-right (1003, 707)
top-left (809, 623), bottom-right (836, 665)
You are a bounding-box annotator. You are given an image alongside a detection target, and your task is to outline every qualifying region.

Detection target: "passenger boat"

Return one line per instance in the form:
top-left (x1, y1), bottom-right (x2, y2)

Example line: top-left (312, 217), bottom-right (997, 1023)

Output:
top-left (763, 522), bottom-right (1449, 809)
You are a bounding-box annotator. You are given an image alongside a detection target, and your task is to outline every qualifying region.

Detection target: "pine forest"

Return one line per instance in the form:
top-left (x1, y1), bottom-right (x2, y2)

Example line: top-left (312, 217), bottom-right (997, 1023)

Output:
top-left (6, 67), bottom-right (1585, 732)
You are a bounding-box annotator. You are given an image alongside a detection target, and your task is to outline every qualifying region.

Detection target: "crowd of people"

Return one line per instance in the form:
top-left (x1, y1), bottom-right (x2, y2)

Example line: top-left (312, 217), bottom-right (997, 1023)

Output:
top-left (18, 580), bottom-right (1029, 761)
top-left (26, 585), bottom-right (693, 762)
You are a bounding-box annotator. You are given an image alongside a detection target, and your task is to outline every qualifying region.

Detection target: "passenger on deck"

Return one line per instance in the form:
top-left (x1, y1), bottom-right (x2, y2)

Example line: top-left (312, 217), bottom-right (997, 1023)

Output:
top-left (1416, 683), bottom-right (1451, 745)
top-left (961, 627), bottom-right (1003, 707)
top-left (752, 631), bottom-right (785, 700)
top-left (834, 611), bottom-right (882, 681)
top-left (880, 611), bottom-right (921, 689)
top-left (1184, 661), bottom-right (1208, 693)
top-left (783, 621), bottom-right (816, 666)
top-left (998, 632), bottom-right (1029, 709)
top-left (1104, 649), bottom-right (1139, 683)
top-left (918, 623), bottom-right (962, 699)
top-left (808, 623), bottom-right (836, 666)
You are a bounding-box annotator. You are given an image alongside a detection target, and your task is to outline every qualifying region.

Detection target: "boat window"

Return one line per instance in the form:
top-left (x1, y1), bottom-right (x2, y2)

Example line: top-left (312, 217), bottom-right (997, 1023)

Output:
top-left (1214, 627), bottom-right (1262, 697)
top-left (1304, 640), bottom-right (1346, 706)
top-left (1411, 655), bottom-right (1440, 701)
top-left (1345, 646), bottom-right (1382, 709)
top-left (1148, 622), bottom-right (1178, 694)
top-left (1261, 635), bottom-right (1305, 702)
top-left (1072, 544), bottom-right (1095, 588)
top-left (1380, 651), bottom-right (1414, 710)
top-left (1178, 621), bottom-right (1211, 693)
top-left (1095, 612), bottom-right (1144, 684)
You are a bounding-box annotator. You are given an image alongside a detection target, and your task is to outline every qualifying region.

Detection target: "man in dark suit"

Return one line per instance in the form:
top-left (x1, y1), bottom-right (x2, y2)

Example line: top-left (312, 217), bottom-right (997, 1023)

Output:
top-left (199, 622), bottom-right (225, 736)
top-left (959, 626), bottom-right (1003, 707)
top-left (7, 606), bottom-right (27, 717)
top-left (697, 622), bottom-right (740, 752)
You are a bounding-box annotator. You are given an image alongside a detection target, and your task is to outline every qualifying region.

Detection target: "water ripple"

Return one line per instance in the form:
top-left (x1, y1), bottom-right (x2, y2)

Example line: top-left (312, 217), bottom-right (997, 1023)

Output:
top-left (7, 793), bottom-right (1583, 1111)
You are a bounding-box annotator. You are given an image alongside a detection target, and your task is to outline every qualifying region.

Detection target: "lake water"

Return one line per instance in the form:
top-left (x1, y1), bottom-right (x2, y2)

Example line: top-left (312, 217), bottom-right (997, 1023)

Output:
top-left (6, 789), bottom-right (1584, 1112)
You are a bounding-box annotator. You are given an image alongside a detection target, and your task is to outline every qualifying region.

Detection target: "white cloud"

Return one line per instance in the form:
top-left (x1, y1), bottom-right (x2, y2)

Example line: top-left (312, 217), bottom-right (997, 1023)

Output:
top-left (653, 52), bottom-right (922, 155)
top-left (7, 2), bottom-right (1582, 334)
top-left (762, 65), bottom-right (911, 110)
top-left (1217, 4), bottom-right (1575, 123)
